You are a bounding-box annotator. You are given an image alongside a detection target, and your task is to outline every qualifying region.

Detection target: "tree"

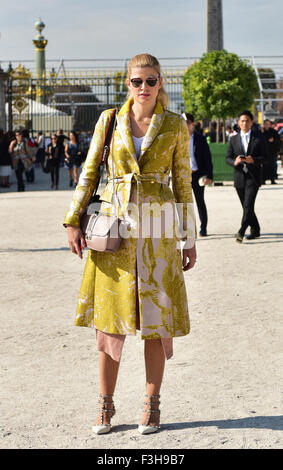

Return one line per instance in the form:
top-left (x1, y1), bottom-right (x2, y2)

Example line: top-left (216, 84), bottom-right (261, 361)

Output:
top-left (183, 50), bottom-right (259, 142)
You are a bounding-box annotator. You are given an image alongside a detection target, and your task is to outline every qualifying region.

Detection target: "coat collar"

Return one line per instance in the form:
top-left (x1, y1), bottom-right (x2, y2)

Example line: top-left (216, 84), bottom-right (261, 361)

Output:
top-left (116, 98), bottom-right (166, 168)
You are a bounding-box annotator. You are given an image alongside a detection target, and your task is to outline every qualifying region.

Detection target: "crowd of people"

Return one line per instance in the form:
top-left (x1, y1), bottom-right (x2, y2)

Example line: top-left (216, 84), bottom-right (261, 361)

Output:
top-left (191, 117), bottom-right (283, 184)
top-left (0, 117), bottom-right (282, 197)
top-left (0, 128), bottom-right (92, 191)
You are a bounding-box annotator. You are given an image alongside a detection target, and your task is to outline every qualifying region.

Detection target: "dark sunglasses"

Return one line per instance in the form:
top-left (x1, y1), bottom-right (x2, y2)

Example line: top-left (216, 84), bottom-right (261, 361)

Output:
top-left (130, 77), bottom-right (159, 88)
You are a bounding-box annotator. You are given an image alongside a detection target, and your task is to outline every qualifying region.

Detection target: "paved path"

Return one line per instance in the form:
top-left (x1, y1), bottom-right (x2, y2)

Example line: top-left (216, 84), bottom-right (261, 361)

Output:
top-left (0, 164), bottom-right (282, 449)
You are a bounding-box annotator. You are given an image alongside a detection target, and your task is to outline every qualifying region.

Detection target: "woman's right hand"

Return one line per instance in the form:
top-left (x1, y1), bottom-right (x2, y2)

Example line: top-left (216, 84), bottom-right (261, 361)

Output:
top-left (66, 225), bottom-right (86, 259)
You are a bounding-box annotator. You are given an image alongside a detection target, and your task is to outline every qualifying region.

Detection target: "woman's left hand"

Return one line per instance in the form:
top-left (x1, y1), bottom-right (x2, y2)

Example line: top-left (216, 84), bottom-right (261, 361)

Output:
top-left (182, 244), bottom-right (197, 271)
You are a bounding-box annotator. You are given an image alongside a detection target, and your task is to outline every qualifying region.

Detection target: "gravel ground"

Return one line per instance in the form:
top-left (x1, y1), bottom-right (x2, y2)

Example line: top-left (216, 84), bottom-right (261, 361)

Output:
top-left (0, 164), bottom-right (282, 449)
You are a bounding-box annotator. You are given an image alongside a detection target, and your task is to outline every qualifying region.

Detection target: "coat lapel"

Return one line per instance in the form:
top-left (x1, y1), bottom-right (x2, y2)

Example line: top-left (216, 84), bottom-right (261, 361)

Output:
top-left (116, 99), bottom-right (137, 165)
top-left (116, 98), bottom-right (165, 169)
top-left (235, 133), bottom-right (245, 156)
top-left (247, 132), bottom-right (255, 155)
top-left (138, 100), bottom-right (165, 166)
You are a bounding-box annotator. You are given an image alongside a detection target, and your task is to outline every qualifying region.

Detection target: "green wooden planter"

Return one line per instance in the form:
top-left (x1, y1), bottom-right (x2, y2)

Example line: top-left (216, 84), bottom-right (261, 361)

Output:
top-left (209, 143), bottom-right (234, 182)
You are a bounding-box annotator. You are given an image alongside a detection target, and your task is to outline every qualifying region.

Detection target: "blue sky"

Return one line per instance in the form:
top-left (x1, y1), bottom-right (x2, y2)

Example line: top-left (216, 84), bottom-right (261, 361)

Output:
top-left (0, 0), bottom-right (282, 63)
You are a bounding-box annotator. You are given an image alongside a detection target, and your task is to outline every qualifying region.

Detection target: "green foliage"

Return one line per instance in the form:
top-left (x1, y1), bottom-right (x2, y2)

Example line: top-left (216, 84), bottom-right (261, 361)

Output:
top-left (183, 50), bottom-right (259, 120)
top-left (113, 71), bottom-right (127, 104)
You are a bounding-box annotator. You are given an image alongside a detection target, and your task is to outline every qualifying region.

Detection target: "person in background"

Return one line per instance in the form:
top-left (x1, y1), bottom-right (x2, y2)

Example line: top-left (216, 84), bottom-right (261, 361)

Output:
top-left (194, 121), bottom-right (203, 135)
top-left (47, 134), bottom-right (60, 190)
top-left (35, 131), bottom-right (46, 167)
top-left (208, 121), bottom-right (217, 143)
top-left (21, 130), bottom-right (37, 183)
top-left (226, 125), bottom-right (234, 141)
top-left (278, 126), bottom-right (283, 168)
top-left (56, 129), bottom-right (69, 167)
top-left (0, 130), bottom-right (12, 188)
top-left (64, 131), bottom-right (82, 187)
top-left (226, 110), bottom-right (266, 242)
top-left (262, 119), bottom-right (281, 184)
top-left (9, 130), bottom-right (30, 192)
top-left (183, 112), bottom-right (213, 237)
top-left (232, 123), bottom-right (239, 135)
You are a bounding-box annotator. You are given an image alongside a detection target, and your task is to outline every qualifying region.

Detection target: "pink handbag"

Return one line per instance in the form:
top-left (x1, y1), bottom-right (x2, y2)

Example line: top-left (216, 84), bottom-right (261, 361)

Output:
top-left (80, 109), bottom-right (123, 253)
top-left (82, 213), bottom-right (122, 253)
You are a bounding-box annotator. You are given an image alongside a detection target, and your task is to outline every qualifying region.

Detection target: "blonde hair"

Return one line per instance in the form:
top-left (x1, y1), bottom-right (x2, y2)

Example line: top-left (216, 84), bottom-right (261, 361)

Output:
top-left (127, 53), bottom-right (169, 109)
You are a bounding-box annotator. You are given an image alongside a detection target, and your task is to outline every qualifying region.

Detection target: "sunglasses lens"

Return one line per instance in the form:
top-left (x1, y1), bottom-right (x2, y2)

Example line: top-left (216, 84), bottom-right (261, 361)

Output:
top-left (130, 78), bottom-right (159, 88)
top-left (131, 79), bottom-right (143, 88)
top-left (146, 79), bottom-right (158, 87)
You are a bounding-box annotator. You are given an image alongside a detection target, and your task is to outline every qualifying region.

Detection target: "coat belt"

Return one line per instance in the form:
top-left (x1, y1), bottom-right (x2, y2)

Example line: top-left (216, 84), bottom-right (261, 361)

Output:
top-left (107, 172), bottom-right (170, 216)
top-left (109, 173), bottom-right (169, 185)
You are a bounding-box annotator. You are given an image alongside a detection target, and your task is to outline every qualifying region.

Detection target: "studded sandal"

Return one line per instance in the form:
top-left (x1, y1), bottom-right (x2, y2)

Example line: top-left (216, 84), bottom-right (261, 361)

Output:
top-left (92, 394), bottom-right (116, 435)
top-left (138, 394), bottom-right (161, 435)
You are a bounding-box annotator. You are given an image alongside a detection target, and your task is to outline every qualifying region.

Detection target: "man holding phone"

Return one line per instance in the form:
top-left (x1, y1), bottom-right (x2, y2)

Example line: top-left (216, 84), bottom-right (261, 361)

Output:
top-left (226, 110), bottom-right (266, 243)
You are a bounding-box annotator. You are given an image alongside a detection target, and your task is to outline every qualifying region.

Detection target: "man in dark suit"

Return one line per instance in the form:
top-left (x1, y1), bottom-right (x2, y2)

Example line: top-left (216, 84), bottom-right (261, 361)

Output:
top-left (183, 113), bottom-right (213, 236)
top-left (226, 110), bottom-right (266, 242)
top-left (262, 119), bottom-right (281, 184)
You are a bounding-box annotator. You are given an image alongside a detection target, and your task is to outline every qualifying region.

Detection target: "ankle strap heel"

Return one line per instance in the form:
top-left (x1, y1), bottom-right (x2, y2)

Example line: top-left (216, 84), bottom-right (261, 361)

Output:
top-left (92, 394), bottom-right (115, 435)
top-left (138, 394), bottom-right (161, 435)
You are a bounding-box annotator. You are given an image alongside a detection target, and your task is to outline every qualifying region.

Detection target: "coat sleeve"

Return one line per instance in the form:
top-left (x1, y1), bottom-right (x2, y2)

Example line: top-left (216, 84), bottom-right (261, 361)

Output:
top-left (63, 110), bottom-right (110, 227)
top-left (171, 117), bottom-right (196, 244)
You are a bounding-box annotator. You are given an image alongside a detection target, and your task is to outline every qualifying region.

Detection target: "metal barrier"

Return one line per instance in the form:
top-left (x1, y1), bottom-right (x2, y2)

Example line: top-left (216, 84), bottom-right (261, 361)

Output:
top-left (5, 71), bottom-right (184, 135)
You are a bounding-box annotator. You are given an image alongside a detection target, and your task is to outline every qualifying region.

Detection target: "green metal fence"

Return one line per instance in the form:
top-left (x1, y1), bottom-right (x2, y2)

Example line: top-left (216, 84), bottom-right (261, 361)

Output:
top-left (209, 143), bottom-right (234, 182)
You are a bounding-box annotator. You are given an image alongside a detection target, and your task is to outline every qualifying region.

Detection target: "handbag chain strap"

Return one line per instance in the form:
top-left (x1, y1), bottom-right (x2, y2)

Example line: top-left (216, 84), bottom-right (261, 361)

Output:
top-left (110, 113), bottom-right (125, 220)
top-left (89, 109), bottom-right (125, 221)
top-left (93, 109), bottom-right (117, 197)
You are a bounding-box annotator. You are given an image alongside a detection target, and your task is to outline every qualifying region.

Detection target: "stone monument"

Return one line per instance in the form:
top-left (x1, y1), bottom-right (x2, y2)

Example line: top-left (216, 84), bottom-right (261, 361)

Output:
top-left (207, 0), bottom-right (223, 51)
top-left (33, 18), bottom-right (48, 103)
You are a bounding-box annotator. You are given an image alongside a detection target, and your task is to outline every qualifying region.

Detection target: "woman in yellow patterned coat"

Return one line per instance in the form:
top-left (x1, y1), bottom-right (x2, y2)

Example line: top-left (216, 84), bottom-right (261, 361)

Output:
top-left (64, 54), bottom-right (197, 435)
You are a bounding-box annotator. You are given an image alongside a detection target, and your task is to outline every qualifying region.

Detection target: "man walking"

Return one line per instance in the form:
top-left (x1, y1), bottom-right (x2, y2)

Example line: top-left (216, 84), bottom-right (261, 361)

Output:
top-left (262, 119), bottom-right (280, 184)
top-left (183, 113), bottom-right (213, 236)
top-left (226, 110), bottom-right (266, 242)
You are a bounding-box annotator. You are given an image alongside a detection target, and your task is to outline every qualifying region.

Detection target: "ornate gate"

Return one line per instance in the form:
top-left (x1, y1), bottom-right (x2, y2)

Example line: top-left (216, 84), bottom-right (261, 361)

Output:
top-left (6, 67), bottom-right (184, 135)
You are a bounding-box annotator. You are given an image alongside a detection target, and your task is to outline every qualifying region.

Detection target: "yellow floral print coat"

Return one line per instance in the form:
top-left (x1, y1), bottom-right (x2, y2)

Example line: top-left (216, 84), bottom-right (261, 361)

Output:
top-left (64, 98), bottom-right (196, 339)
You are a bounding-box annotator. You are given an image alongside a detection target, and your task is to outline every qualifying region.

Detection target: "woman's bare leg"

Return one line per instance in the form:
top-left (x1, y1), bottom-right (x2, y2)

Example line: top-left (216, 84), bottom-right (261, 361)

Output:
top-left (94, 352), bottom-right (120, 425)
top-left (142, 339), bottom-right (165, 426)
top-left (73, 167), bottom-right (78, 184)
top-left (68, 169), bottom-right (72, 184)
